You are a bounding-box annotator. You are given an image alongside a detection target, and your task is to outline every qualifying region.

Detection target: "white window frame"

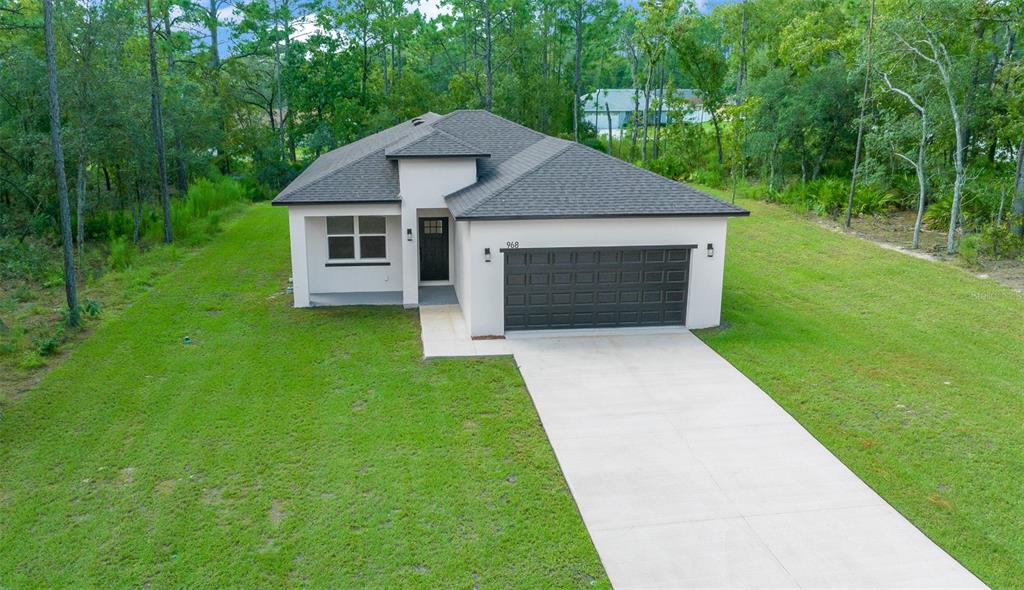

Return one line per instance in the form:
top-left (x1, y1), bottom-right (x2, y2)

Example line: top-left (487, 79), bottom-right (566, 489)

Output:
top-left (326, 216), bottom-right (387, 262)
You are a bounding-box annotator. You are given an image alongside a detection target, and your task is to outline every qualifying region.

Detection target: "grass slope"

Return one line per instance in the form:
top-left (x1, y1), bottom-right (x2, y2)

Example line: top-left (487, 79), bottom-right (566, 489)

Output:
top-left (0, 204), bottom-right (609, 589)
top-left (699, 196), bottom-right (1024, 587)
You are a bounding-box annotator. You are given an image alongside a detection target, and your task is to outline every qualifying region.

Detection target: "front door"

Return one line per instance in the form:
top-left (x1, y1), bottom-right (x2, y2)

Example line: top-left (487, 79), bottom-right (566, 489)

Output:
top-left (419, 217), bottom-right (449, 281)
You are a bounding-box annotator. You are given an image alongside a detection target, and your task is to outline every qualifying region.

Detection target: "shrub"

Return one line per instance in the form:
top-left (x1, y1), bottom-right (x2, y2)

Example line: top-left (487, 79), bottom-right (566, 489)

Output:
top-left (958, 233), bottom-right (982, 266)
top-left (107, 236), bottom-right (136, 271)
top-left (0, 237), bottom-right (58, 282)
top-left (19, 351), bottom-right (46, 369)
top-left (689, 167), bottom-right (727, 189)
top-left (34, 325), bottom-right (64, 356)
top-left (83, 299), bottom-right (102, 318)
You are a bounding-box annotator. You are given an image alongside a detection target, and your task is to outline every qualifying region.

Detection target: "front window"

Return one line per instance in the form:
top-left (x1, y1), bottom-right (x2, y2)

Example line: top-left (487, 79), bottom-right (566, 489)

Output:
top-left (327, 216), bottom-right (387, 261)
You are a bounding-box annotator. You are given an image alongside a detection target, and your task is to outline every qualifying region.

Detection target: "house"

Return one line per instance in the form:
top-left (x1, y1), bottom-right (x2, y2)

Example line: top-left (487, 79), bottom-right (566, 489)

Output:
top-left (272, 110), bottom-right (748, 337)
top-left (581, 88), bottom-right (711, 138)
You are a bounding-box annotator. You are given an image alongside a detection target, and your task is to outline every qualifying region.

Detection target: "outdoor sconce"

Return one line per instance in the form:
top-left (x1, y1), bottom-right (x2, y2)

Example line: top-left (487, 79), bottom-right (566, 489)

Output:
top-left (707, 243), bottom-right (714, 258)
top-left (484, 247), bottom-right (492, 262)
top-left (406, 228), bottom-right (413, 242)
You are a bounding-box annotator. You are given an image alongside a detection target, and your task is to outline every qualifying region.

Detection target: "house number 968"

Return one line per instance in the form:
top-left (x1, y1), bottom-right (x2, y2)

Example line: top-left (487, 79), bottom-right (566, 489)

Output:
top-left (506, 241), bottom-right (520, 248)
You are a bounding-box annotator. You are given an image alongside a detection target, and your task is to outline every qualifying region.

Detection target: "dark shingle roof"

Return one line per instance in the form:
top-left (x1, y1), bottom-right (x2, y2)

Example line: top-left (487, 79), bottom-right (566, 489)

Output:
top-left (385, 127), bottom-right (490, 159)
top-left (274, 109), bottom-right (748, 219)
top-left (447, 139), bottom-right (747, 219)
top-left (274, 113), bottom-right (441, 204)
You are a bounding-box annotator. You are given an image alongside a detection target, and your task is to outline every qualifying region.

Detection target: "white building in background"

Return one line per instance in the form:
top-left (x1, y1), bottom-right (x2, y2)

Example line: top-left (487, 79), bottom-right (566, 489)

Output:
top-left (581, 88), bottom-right (711, 138)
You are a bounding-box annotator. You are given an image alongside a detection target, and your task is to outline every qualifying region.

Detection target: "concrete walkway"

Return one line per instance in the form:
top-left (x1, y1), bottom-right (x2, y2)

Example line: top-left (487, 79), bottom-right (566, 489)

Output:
top-left (419, 305), bottom-right (985, 589)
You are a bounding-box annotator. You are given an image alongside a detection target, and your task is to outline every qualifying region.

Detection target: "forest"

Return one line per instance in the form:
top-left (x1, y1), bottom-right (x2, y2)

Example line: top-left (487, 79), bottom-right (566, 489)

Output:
top-left (1, 0), bottom-right (1023, 333)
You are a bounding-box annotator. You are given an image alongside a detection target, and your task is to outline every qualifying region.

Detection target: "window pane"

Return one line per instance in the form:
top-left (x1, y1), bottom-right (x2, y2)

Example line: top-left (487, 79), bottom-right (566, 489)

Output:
top-left (326, 216), bottom-right (354, 235)
top-left (423, 219), bottom-right (443, 234)
top-left (360, 235), bottom-right (387, 259)
top-left (359, 216), bottom-right (386, 234)
top-left (328, 236), bottom-right (354, 259)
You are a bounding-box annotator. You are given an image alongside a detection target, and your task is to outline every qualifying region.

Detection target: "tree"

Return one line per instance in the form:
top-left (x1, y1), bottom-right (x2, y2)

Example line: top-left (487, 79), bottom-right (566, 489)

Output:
top-left (145, 0), bottom-right (172, 243)
top-left (897, 27), bottom-right (968, 255)
top-left (845, 0), bottom-right (874, 229)
top-left (42, 0), bottom-right (79, 325)
top-left (882, 71), bottom-right (929, 249)
top-left (671, 12), bottom-right (727, 165)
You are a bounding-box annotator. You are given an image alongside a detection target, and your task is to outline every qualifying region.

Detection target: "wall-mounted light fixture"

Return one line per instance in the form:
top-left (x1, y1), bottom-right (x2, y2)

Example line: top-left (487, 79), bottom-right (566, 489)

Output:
top-left (484, 247), bottom-right (492, 262)
top-left (706, 243), bottom-right (714, 258)
top-left (406, 228), bottom-right (413, 242)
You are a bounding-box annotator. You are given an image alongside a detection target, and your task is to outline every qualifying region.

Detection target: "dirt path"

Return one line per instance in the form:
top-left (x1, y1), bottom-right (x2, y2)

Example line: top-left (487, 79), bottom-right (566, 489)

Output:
top-left (815, 210), bottom-right (1024, 293)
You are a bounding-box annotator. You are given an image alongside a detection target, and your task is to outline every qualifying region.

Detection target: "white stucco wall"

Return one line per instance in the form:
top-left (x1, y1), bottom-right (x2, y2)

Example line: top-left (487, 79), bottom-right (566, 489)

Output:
top-left (396, 158), bottom-right (477, 306)
top-left (463, 216), bottom-right (730, 337)
top-left (453, 220), bottom-right (473, 325)
top-left (286, 203), bottom-right (402, 307)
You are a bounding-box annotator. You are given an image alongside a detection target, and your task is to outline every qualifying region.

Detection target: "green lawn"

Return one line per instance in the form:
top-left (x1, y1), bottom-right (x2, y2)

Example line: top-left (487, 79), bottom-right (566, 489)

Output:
top-left (698, 195), bottom-right (1024, 587)
top-left (4, 196), bottom-right (1023, 588)
top-left (0, 204), bottom-right (609, 588)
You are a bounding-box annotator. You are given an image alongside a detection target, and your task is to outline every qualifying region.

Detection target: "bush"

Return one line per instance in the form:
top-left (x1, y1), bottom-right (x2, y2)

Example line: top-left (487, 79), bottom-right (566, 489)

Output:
top-left (958, 233), bottom-right (982, 266)
top-left (0, 237), bottom-right (59, 282)
top-left (689, 167), bottom-right (727, 189)
top-left (767, 178), bottom-right (896, 217)
top-left (33, 325), bottom-right (64, 356)
top-left (107, 236), bottom-right (136, 271)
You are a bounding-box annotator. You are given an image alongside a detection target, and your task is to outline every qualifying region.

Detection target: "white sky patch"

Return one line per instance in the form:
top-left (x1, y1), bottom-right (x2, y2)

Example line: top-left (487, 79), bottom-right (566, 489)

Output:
top-left (217, 5), bottom-right (242, 26)
top-left (411, 0), bottom-right (450, 21)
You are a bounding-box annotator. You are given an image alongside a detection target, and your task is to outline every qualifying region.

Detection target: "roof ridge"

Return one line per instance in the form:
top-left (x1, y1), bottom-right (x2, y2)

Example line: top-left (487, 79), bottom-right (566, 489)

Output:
top-left (458, 138), bottom-right (572, 216)
top-left (436, 109), bottom-right (546, 140)
top-left (384, 125), bottom-right (487, 156)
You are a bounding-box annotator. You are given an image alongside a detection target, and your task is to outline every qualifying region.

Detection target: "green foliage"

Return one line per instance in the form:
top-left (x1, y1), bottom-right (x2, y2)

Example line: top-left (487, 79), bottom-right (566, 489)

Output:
top-left (82, 299), bottom-right (102, 318)
top-left (765, 178), bottom-right (897, 217)
top-left (33, 325), bottom-right (64, 357)
top-left (0, 238), bottom-right (59, 283)
top-left (106, 236), bottom-right (136, 271)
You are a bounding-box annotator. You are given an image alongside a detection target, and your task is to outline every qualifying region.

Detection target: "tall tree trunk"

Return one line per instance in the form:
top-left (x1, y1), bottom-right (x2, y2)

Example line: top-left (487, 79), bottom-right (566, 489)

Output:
top-left (572, 0), bottom-right (582, 142)
top-left (1012, 137), bottom-right (1024, 238)
top-left (161, 4), bottom-right (188, 193)
top-left (132, 179), bottom-right (142, 244)
top-left (738, 0), bottom-right (747, 96)
top-left (911, 114), bottom-right (928, 249)
top-left (76, 150), bottom-right (86, 262)
top-left (146, 0), bottom-right (172, 243)
top-left (43, 0), bottom-right (79, 326)
top-left (653, 66), bottom-right (665, 159)
top-left (845, 0), bottom-right (875, 228)
top-left (208, 0), bottom-right (228, 173)
top-left (710, 110), bottom-right (724, 165)
top-left (605, 100), bottom-right (613, 156)
top-left (641, 66), bottom-right (653, 163)
top-left (483, 0), bottom-right (493, 111)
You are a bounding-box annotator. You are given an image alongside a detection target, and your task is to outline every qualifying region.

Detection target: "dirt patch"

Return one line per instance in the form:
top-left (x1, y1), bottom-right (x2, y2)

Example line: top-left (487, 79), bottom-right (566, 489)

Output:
top-left (202, 487), bottom-right (225, 505)
top-left (118, 467), bottom-right (136, 486)
top-left (270, 499), bottom-right (286, 526)
top-left (155, 479), bottom-right (177, 495)
top-left (816, 210), bottom-right (1024, 293)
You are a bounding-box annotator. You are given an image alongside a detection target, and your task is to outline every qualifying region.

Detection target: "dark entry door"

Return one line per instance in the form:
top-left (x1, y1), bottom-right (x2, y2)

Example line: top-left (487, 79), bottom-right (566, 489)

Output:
top-left (419, 217), bottom-right (449, 281)
top-left (503, 246), bottom-right (691, 331)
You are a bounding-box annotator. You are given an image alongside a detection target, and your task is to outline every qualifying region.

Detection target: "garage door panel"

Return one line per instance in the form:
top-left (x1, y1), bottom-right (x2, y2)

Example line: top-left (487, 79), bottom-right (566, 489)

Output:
top-left (504, 246), bottom-right (690, 331)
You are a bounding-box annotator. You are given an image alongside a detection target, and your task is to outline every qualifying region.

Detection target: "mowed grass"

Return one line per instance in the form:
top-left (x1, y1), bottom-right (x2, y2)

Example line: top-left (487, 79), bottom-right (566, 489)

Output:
top-left (698, 195), bottom-right (1024, 587)
top-left (0, 204), bottom-right (609, 589)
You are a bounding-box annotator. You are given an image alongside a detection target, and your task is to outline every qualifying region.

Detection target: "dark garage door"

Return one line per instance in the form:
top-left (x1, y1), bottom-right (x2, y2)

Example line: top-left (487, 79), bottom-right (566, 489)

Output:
top-left (503, 246), bottom-right (692, 331)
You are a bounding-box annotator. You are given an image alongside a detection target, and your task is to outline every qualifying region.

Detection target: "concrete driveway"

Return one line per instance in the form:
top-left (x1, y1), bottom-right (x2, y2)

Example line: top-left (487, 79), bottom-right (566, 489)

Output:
top-left (420, 305), bottom-right (985, 589)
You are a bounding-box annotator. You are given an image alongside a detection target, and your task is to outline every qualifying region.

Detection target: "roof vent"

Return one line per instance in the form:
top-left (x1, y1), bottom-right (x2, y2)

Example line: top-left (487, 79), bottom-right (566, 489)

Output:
top-left (411, 118), bottom-right (424, 126)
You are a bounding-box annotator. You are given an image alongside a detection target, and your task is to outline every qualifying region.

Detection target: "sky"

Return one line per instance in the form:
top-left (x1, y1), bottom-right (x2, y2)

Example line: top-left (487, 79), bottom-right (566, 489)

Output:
top-left (203, 0), bottom-right (738, 54)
